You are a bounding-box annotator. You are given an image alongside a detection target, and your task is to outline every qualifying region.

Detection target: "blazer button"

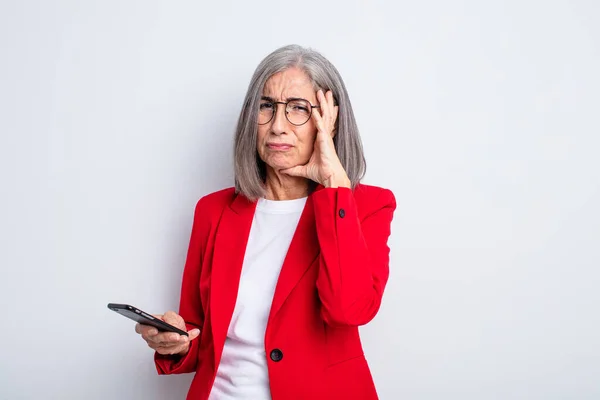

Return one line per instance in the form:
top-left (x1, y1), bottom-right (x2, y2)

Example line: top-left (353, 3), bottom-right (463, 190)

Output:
top-left (338, 208), bottom-right (346, 218)
top-left (270, 348), bottom-right (283, 362)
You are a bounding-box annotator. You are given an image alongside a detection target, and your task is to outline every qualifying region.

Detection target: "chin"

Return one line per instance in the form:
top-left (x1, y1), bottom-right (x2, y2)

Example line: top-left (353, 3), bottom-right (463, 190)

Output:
top-left (268, 163), bottom-right (292, 172)
top-left (265, 158), bottom-right (295, 171)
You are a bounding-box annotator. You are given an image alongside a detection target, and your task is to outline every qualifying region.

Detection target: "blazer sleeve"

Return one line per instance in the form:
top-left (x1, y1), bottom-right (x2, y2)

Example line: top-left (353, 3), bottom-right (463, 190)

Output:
top-left (312, 186), bottom-right (396, 327)
top-left (154, 197), bottom-right (208, 374)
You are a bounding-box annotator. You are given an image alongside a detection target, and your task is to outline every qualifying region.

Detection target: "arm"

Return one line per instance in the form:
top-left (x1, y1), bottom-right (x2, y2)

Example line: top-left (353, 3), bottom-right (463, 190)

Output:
top-left (313, 186), bottom-right (396, 327)
top-left (154, 197), bottom-right (208, 374)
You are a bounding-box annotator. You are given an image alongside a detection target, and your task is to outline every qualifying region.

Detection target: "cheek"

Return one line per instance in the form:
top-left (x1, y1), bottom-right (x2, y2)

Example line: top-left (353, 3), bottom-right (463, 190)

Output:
top-left (298, 127), bottom-right (317, 153)
top-left (256, 128), bottom-right (267, 149)
top-left (293, 137), bottom-right (314, 163)
top-left (257, 127), bottom-right (266, 141)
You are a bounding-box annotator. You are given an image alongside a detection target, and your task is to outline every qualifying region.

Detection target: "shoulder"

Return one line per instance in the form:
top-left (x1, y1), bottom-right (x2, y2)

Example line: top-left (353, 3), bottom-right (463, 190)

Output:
top-left (194, 187), bottom-right (237, 215)
top-left (189, 187), bottom-right (238, 228)
top-left (196, 187), bottom-right (236, 207)
top-left (352, 183), bottom-right (396, 217)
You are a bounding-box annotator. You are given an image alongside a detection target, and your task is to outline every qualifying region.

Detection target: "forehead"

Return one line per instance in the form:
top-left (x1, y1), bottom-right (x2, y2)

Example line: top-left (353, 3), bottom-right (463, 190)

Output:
top-left (263, 68), bottom-right (315, 100)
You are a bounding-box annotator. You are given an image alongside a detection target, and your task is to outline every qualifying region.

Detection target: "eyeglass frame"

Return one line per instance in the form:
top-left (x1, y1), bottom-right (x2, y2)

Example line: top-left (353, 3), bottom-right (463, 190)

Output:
top-left (257, 96), bottom-right (321, 126)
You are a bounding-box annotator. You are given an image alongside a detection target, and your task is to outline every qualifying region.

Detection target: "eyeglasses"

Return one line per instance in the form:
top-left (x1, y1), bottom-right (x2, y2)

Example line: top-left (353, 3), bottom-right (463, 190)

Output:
top-left (258, 97), bottom-right (320, 126)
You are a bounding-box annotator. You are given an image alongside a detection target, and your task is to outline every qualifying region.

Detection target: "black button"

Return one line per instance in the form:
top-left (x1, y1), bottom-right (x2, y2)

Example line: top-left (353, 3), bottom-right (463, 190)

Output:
top-left (338, 209), bottom-right (346, 218)
top-left (270, 348), bottom-right (283, 362)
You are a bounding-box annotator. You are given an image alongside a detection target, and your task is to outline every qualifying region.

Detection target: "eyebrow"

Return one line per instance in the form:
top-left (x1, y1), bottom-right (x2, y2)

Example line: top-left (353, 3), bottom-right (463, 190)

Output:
top-left (261, 96), bottom-right (308, 102)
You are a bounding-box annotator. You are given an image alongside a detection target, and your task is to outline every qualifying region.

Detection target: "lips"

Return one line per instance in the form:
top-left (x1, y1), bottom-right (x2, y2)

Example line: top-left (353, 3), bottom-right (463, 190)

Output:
top-left (267, 143), bottom-right (292, 150)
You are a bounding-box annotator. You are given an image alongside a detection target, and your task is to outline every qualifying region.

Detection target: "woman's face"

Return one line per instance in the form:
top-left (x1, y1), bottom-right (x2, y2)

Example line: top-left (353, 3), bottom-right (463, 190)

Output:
top-left (256, 68), bottom-right (318, 173)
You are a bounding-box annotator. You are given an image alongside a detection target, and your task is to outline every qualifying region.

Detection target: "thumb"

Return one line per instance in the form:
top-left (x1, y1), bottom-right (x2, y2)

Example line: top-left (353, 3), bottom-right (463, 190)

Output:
top-left (188, 328), bottom-right (201, 341)
top-left (281, 165), bottom-right (305, 177)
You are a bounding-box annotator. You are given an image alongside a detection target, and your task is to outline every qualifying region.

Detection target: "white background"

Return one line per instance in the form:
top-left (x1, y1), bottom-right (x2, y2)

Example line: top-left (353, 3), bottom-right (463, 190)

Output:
top-left (1, 1), bottom-right (599, 399)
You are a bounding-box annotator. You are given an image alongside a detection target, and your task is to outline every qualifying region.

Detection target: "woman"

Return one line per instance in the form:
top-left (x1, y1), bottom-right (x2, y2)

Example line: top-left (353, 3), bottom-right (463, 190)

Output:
top-left (135, 44), bottom-right (396, 400)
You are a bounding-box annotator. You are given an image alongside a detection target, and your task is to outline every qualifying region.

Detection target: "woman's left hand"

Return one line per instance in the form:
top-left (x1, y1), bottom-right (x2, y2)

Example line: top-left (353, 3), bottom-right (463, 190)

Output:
top-left (280, 90), bottom-right (351, 188)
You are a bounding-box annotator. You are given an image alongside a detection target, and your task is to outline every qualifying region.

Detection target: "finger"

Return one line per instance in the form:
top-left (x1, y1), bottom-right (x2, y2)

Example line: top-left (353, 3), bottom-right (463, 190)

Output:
top-left (311, 107), bottom-right (325, 133)
top-left (142, 333), bottom-right (163, 345)
top-left (318, 89), bottom-right (334, 121)
top-left (314, 93), bottom-right (336, 138)
top-left (155, 343), bottom-right (187, 355)
top-left (162, 311), bottom-right (183, 327)
top-left (332, 105), bottom-right (339, 138)
top-left (149, 337), bottom-right (187, 349)
top-left (327, 90), bottom-right (337, 118)
top-left (162, 310), bottom-right (178, 320)
top-left (188, 329), bottom-right (201, 341)
top-left (325, 91), bottom-right (338, 134)
top-left (137, 314), bottom-right (163, 335)
top-left (162, 331), bottom-right (185, 343)
top-left (157, 336), bottom-right (189, 347)
top-left (136, 323), bottom-right (159, 336)
top-left (147, 340), bottom-right (183, 352)
top-left (317, 90), bottom-right (328, 118)
top-left (144, 331), bottom-right (183, 345)
top-left (326, 90), bottom-right (335, 117)
top-left (312, 108), bottom-right (335, 147)
top-left (280, 165), bottom-right (306, 178)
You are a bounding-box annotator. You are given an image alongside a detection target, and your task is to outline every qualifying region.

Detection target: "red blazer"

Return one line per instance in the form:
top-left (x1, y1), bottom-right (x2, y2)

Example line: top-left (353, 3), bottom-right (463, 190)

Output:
top-left (155, 184), bottom-right (396, 400)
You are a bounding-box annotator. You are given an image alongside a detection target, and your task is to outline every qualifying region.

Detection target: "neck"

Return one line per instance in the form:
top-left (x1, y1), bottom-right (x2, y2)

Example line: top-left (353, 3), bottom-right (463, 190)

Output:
top-left (264, 168), bottom-right (309, 200)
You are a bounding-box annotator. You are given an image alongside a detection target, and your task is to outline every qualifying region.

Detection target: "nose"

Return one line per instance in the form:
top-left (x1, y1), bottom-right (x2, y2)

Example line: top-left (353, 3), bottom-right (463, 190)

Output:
top-left (270, 103), bottom-right (288, 135)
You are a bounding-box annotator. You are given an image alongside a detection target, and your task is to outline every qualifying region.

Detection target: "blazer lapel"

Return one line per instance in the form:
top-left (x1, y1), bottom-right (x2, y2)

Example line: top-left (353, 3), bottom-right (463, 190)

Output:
top-left (209, 192), bottom-right (256, 366)
top-left (268, 193), bottom-right (320, 322)
top-left (210, 185), bottom-right (325, 363)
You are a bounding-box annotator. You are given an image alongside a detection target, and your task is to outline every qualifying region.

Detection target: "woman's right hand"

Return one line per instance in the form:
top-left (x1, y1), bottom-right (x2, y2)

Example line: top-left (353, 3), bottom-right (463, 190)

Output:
top-left (135, 311), bottom-right (201, 356)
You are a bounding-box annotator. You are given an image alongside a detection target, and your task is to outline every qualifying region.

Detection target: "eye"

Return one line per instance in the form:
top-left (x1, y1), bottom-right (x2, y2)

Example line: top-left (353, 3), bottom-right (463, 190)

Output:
top-left (288, 101), bottom-right (310, 114)
top-left (259, 102), bottom-right (274, 110)
top-left (293, 105), bottom-right (309, 112)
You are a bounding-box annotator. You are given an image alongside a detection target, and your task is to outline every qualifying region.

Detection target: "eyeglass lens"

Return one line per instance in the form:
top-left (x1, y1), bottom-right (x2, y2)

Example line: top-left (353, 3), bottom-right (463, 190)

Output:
top-left (258, 99), bottom-right (313, 126)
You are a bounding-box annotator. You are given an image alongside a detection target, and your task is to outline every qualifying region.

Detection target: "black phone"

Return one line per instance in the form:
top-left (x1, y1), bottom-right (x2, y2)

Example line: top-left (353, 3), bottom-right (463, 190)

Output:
top-left (107, 303), bottom-right (188, 336)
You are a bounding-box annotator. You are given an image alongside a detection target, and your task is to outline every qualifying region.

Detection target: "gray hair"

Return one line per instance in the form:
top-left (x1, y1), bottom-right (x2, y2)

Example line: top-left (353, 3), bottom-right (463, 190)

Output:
top-left (233, 44), bottom-right (366, 200)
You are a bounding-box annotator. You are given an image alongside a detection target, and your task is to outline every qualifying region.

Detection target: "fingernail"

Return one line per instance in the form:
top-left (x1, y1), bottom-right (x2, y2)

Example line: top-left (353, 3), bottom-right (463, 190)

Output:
top-left (192, 329), bottom-right (200, 336)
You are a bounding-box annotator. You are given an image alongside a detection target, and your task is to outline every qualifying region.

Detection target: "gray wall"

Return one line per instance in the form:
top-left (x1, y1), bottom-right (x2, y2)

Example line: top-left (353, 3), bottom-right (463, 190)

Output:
top-left (1, 1), bottom-right (598, 399)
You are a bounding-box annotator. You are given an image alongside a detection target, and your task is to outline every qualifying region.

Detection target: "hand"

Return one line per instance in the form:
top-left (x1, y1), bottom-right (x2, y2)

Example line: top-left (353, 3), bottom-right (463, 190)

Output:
top-left (135, 311), bottom-right (200, 356)
top-left (280, 90), bottom-right (351, 188)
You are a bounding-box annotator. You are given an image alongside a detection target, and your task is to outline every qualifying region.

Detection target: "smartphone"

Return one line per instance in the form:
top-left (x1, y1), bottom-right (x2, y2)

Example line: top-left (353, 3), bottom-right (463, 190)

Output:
top-left (107, 303), bottom-right (188, 336)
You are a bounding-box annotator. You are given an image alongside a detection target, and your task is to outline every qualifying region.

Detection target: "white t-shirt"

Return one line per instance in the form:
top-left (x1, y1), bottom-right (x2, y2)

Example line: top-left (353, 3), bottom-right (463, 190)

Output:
top-left (208, 196), bottom-right (308, 400)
